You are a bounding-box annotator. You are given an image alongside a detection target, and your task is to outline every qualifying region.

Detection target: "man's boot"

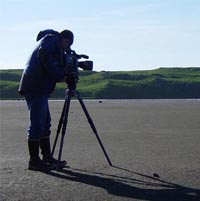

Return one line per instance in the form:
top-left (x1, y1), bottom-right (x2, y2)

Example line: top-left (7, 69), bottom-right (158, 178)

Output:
top-left (40, 137), bottom-right (67, 167)
top-left (28, 139), bottom-right (52, 171)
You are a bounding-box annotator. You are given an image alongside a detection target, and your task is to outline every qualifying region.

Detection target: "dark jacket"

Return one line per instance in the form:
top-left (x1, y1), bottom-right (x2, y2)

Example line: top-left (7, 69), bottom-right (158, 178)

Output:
top-left (19, 30), bottom-right (65, 96)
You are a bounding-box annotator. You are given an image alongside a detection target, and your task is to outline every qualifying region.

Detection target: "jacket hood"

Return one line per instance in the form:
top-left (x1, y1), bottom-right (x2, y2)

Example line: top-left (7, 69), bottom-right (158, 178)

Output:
top-left (36, 29), bottom-right (60, 41)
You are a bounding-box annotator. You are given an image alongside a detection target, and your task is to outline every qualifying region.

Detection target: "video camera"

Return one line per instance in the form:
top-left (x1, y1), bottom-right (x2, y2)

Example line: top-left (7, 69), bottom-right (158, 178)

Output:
top-left (63, 49), bottom-right (93, 90)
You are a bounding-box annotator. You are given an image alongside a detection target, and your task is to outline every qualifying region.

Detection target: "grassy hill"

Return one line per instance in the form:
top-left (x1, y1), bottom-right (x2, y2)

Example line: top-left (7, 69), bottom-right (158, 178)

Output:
top-left (0, 67), bottom-right (200, 99)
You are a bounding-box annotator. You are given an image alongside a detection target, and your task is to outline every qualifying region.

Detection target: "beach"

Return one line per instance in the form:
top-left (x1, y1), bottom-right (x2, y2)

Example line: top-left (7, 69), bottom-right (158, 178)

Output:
top-left (1, 99), bottom-right (200, 201)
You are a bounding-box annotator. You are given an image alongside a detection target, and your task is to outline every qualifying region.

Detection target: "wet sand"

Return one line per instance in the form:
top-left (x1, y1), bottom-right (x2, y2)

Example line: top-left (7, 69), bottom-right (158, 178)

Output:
top-left (1, 99), bottom-right (200, 201)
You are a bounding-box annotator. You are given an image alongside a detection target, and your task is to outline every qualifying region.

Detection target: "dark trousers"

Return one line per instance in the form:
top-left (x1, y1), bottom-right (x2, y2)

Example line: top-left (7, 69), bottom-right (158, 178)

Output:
top-left (25, 94), bottom-right (51, 140)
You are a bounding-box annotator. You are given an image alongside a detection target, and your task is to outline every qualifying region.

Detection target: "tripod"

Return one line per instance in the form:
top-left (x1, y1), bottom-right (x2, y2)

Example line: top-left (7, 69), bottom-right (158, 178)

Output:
top-left (52, 89), bottom-right (112, 170)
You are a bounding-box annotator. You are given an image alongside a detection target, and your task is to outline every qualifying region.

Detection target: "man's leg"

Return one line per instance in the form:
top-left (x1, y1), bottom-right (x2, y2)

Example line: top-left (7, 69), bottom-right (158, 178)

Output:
top-left (26, 94), bottom-right (54, 171)
top-left (40, 136), bottom-right (67, 167)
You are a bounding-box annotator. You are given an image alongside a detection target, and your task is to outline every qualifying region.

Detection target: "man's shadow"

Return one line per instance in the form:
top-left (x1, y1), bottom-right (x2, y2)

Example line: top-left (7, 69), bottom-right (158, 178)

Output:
top-left (47, 165), bottom-right (200, 201)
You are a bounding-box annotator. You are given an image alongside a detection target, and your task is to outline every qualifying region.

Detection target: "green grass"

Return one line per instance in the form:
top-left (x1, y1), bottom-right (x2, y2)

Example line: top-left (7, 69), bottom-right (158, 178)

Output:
top-left (1, 67), bottom-right (200, 99)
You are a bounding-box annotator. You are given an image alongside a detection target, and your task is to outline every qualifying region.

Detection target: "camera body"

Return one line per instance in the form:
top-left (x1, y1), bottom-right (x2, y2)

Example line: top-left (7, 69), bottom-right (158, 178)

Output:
top-left (62, 49), bottom-right (93, 90)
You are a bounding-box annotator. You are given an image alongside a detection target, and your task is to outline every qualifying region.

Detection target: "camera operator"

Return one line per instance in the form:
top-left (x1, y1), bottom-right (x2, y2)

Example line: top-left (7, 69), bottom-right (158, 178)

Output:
top-left (19, 29), bottom-right (74, 171)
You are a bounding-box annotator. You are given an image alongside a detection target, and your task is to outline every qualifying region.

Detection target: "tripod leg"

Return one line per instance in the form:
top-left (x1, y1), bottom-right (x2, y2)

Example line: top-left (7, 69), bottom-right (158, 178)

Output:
top-left (52, 98), bottom-right (67, 156)
top-left (76, 91), bottom-right (112, 166)
top-left (56, 91), bottom-right (72, 170)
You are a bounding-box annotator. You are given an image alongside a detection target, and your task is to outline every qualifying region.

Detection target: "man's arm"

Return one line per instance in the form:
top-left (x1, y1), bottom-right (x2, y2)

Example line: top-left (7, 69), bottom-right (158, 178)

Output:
top-left (38, 35), bottom-right (65, 82)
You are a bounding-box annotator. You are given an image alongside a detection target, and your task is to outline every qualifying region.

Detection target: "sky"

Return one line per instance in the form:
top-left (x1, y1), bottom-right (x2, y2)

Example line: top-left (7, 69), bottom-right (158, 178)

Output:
top-left (0, 0), bottom-right (200, 71)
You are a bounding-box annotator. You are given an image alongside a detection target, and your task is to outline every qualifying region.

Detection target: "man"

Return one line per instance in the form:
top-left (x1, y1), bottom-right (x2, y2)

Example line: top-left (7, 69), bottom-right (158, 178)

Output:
top-left (19, 29), bottom-right (74, 171)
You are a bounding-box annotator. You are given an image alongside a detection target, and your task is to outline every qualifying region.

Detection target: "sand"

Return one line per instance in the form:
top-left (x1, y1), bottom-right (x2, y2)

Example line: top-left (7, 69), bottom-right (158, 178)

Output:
top-left (1, 99), bottom-right (200, 201)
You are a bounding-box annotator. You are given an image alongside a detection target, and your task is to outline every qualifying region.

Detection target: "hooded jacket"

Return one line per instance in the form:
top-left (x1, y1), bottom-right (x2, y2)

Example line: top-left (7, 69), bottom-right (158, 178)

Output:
top-left (19, 29), bottom-right (65, 96)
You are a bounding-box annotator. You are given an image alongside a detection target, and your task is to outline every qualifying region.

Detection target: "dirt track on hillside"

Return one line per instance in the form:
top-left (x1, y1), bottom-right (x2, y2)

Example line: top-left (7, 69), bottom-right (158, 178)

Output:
top-left (1, 99), bottom-right (200, 201)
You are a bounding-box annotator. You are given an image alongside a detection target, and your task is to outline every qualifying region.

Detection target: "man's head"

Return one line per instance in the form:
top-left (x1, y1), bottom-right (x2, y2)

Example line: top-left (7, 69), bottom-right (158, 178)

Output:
top-left (60, 30), bottom-right (74, 50)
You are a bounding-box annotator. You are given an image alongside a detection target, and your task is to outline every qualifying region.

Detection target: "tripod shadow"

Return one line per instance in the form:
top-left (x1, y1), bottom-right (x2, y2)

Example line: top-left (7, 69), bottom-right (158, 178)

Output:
top-left (47, 165), bottom-right (200, 201)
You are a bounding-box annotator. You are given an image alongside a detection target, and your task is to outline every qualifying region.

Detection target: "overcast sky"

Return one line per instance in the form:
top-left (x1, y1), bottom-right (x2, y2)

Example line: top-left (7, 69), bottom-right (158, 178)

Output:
top-left (0, 0), bottom-right (199, 71)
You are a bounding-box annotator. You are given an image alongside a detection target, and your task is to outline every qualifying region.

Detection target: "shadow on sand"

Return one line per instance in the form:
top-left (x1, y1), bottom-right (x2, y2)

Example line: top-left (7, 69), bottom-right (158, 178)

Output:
top-left (47, 165), bottom-right (200, 201)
